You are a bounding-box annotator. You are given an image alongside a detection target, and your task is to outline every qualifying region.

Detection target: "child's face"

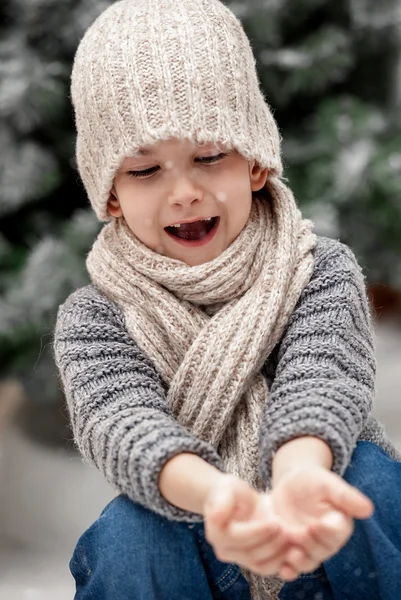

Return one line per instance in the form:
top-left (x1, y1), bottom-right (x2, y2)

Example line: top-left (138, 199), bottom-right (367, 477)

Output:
top-left (108, 138), bottom-right (267, 266)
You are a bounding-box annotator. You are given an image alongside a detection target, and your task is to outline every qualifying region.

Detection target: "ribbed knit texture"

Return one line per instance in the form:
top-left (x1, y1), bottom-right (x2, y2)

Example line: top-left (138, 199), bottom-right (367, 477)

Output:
top-left (86, 183), bottom-right (316, 490)
top-left (70, 0), bottom-right (282, 221)
top-left (85, 182), bottom-right (316, 599)
top-left (63, 1), bottom-right (401, 596)
top-left (54, 236), bottom-right (401, 599)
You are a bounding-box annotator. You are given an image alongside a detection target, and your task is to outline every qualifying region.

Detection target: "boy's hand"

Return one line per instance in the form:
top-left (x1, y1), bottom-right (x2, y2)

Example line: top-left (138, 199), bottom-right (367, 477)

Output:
top-left (203, 474), bottom-right (291, 577)
top-left (270, 466), bottom-right (374, 581)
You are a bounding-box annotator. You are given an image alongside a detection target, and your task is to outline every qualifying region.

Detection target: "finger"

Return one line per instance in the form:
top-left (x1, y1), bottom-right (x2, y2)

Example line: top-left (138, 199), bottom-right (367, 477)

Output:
top-left (249, 549), bottom-right (289, 577)
top-left (227, 518), bottom-right (282, 550)
top-left (204, 478), bottom-right (259, 530)
top-left (240, 520), bottom-right (290, 575)
top-left (243, 530), bottom-right (289, 564)
top-left (205, 489), bottom-right (243, 531)
top-left (284, 545), bottom-right (320, 575)
top-left (285, 512), bottom-right (352, 574)
top-left (216, 536), bottom-right (288, 567)
top-left (213, 521), bottom-right (287, 564)
top-left (284, 524), bottom-right (313, 547)
top-left (279, 563), bottom-right (301, 582)
top-left (326, 476), bottom-right (374, 520)
top-left (286, 511), bottom-right (353, 568)
top-left (308, 512), bottom-right (354, 557)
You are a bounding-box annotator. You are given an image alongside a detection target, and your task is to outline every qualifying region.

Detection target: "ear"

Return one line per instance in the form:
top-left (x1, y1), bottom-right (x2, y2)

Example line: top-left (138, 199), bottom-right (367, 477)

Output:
top-left (107, 187), bottom-right (123, 218)
top-left (249, 161), bottom-right (268, 192)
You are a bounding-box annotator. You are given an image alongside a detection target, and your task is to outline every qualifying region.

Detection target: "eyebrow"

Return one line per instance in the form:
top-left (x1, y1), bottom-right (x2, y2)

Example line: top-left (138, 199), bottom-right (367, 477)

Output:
top-left (132, 148), bottom-right (153, 157)
top-left (129, 143), bottom-right (226, 159)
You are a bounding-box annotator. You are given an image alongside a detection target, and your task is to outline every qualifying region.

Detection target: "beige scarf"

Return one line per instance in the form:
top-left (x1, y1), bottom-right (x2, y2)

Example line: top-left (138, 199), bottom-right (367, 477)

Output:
top-left (87, 177), bottom-right (317, 599)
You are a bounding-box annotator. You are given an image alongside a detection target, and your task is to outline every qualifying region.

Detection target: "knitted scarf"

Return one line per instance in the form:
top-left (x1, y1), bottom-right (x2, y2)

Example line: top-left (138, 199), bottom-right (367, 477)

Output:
top-left (86, 177), bottom-right (317, 599)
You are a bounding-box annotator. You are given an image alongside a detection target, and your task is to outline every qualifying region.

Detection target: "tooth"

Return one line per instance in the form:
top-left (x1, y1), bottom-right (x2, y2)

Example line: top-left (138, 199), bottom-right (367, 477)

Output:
top-left (169, 218), bottom-right (214, 227)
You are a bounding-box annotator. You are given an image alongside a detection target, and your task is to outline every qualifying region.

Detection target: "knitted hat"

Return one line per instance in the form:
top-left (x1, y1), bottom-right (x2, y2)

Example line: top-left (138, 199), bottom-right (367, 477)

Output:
top-left (71, 0), bottom-right (283, 221)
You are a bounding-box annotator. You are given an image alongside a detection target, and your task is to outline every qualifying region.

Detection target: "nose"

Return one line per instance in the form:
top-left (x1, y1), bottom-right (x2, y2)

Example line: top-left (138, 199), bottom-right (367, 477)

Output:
top-left (167, 172), bottom-right (204, 208)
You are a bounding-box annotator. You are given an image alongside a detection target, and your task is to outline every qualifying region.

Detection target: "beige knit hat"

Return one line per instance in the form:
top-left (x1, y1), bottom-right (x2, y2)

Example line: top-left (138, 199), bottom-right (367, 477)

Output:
top-left (71, 0), bottom-right (283, 221)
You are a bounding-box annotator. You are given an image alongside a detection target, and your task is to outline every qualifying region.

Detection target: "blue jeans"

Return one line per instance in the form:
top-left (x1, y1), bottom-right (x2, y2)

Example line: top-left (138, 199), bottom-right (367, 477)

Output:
top-left (70, 442), bottom-right (401, 599)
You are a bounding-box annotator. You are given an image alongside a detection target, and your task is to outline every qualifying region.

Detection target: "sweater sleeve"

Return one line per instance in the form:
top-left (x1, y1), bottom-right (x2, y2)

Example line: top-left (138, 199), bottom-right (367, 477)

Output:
top-left (259, 237), bottom-right (376, 485)
top-left (53, 285), bottom-right (224, 522)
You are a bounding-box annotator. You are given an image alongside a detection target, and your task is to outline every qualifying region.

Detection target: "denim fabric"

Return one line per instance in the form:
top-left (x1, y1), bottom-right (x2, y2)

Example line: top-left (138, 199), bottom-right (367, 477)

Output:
top-left (279, 441), bottom-right (401, 600)
top-left (70, 441), bottom-right (401, 599)
top-left (69, 495), bottom-right (251, 600)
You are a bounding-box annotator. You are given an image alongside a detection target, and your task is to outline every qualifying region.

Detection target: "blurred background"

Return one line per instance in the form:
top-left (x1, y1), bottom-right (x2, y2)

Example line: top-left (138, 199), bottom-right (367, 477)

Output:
top-left (0, 0), bottom-right (400, 598)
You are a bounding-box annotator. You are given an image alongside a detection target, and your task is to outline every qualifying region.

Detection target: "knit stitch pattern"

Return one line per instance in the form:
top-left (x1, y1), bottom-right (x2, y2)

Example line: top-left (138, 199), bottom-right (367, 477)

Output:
top-left (86, 184), bottom-right (316, 497)
top-left (70, 0), bottom-right (282, 220)
top-left (54, 236), bottom-right (400, 600)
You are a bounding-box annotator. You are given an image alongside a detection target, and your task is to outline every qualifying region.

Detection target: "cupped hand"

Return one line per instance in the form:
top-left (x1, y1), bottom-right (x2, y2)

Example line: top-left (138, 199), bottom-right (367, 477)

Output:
top-left (270, 466), bottom-right (374, 580)
top-left (203, 474), bottom-right (291, 577)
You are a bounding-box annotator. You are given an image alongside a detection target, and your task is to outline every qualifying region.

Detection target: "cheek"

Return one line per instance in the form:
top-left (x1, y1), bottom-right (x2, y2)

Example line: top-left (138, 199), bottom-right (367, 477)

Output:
top-left (222, 181), bottom-right (252, 220)
top-left (232, 198), bottom-right (252, 231)
top-left (116, 190), bottom-right (162, 244)
top-left (216, 163), bottom-right (250, 197)
top-left (118, 187), bottom-right (156, 221)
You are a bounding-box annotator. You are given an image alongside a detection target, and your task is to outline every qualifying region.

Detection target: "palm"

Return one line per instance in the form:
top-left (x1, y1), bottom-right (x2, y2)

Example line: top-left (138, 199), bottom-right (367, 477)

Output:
top-left (271, 468), bottom-right (336, 529)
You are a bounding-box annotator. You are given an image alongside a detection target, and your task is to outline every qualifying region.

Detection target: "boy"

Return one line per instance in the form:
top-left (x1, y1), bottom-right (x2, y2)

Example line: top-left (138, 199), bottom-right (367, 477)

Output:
top-left (54, 1), bottom-right (401, 598)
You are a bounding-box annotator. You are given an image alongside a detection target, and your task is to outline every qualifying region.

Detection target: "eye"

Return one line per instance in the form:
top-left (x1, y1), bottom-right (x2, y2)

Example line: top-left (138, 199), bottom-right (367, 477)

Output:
top-left (128, 166), bottom-right (160, 179)
top-left (196, 152), bottom-right (228, 164)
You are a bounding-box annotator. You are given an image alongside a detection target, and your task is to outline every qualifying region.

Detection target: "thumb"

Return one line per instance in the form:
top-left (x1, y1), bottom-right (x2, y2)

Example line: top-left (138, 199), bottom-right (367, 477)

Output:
top-left (205, 477), bottom-right (258, 529)
top-left (327, 475), bottom-right (374, 520)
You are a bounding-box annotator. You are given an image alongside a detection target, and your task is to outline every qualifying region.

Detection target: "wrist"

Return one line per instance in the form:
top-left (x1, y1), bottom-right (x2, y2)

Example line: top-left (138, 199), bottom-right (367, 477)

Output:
top-left (159, 452), bottom-right (226, 515)
top-left (271, 436), bottom-right (333, 488)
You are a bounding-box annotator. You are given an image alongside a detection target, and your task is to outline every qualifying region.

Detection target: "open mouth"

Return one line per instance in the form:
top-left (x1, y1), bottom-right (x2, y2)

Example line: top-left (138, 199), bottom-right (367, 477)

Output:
top-left (164, 217), bottom-right (219, 245)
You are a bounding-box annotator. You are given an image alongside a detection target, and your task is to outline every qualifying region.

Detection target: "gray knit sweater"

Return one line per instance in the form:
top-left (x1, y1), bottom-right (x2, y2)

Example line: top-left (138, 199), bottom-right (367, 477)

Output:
top-left (53, 236), bottom-right (399, 521)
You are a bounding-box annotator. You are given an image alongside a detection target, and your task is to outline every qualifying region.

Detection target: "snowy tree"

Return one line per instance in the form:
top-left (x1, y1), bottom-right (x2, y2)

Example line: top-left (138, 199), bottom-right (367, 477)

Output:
top-left (0, 0), bottom-right (106, 408)
top-left (1, 0), bottom-right (400, 417)
top-left (236, 0), bottom-right (401, 284)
